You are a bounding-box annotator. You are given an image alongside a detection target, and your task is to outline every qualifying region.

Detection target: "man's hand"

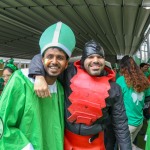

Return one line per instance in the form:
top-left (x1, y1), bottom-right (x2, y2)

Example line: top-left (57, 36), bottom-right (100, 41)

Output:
top-left (34, 76), bottom-right (51, 98)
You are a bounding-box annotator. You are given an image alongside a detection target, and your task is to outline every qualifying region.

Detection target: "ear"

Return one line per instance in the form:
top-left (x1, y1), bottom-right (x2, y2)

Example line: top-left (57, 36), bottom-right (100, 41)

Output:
top-left (65, 60), bottom-right (69, 69)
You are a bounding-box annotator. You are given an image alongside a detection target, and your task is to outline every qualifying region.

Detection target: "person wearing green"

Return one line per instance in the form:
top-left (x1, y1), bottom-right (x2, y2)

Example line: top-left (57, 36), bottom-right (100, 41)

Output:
top-left (0, 21), bottom-right (76, 150)
top-left (116, 56), bottom-right (150, 150)
top-left (145, 121), bottom-right (150, 150)
top-left (140, 63), bottom-right (150, 78)
top-left (0, 58), bottom-right (18, 96)
top-left (112, 63), bottom-right (120, 80)
top-left (0, 59), bottom-right (4, 94)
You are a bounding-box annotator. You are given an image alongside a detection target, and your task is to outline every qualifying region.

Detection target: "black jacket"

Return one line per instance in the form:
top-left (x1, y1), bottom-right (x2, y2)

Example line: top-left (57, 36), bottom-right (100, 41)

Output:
top-left (29, 54), bottom-right (132, 150)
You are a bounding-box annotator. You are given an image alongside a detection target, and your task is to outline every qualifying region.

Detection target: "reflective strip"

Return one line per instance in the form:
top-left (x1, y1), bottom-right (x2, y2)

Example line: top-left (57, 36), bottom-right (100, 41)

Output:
top-left (52, 22), bottom-right (62, 43)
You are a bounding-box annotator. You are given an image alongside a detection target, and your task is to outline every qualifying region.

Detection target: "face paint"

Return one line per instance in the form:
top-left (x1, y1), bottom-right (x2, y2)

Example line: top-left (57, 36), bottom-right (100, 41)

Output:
top-left (44, 58), bottom-right (50, 66)
top-left (43, 48), bottom-right (68, 78)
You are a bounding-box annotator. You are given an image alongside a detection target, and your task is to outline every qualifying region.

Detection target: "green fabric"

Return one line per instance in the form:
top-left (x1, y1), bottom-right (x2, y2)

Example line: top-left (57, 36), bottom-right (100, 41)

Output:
top-left (0, 69), bottom-right (64, 150)
top-left (144, 71), bottom-right (150, 78)
top-left (146, 120), bottom-right (150, 150)
top-left (116, 76), bottom-right (150, 126)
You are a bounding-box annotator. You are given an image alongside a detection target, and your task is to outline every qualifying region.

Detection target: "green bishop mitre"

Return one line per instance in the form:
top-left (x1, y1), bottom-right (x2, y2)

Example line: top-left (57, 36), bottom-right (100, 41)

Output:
top-left (39, 21), bottom-right (76, 57)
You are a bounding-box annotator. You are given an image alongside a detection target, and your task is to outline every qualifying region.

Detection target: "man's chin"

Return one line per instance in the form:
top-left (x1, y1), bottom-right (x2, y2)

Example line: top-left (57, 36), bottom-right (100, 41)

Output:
top-left (48, 73), bottom-right (60, 77)
top-left (89, 71), bottom-right (101, 76)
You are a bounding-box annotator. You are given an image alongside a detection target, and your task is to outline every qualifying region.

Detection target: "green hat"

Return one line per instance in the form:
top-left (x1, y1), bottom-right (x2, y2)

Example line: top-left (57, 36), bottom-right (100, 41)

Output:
top-left (4, 58), bottom-right (18, 72)
top-left (39, 21), bottom-right (76, 57)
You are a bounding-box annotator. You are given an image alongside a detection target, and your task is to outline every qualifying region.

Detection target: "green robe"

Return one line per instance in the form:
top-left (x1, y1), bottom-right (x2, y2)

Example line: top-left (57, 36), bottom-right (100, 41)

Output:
top-left (146, 121), bottom-right (150, 150)
top-left (0, 69), bottom-right (64, 150)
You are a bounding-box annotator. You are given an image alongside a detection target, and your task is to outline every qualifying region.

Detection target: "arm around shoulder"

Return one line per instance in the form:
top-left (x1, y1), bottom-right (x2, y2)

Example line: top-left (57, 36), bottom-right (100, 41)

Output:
top-left (28, 54), bottom-right (45, 77)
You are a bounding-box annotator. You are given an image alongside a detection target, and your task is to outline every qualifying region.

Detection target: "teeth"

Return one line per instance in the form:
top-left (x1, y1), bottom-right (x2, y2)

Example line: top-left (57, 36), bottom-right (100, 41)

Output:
top-left (50, 66), bottom-right (58, 69)
top-left (92, 65), bottom-right (100, 67)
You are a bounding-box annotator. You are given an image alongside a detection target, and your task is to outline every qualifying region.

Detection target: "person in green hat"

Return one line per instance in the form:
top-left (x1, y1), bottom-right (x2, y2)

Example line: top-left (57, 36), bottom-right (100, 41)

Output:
top-left (0, 21), bottom-right (76, 150)
top-left (2, 58), bottom-right (18, 86)
top-left (0, 59), bottom-right (4, 94)
top-left (0, 59), bottom-right (17, 96)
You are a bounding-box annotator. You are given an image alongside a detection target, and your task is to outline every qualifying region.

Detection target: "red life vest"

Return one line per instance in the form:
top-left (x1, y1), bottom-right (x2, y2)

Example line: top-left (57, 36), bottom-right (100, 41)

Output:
top-left (67, 61), bottom-right (115, 126)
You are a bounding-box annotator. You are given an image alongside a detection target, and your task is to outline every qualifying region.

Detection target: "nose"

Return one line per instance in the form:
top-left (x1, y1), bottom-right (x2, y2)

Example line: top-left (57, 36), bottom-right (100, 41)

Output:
top-left (4, 78), bottom-right (8, 82)
top-left (93, 56), bottom-right (99, 62)
top-left (51, 57), bottom-right (57, 64)
top-left (4, 77), bottom-right (9, 84)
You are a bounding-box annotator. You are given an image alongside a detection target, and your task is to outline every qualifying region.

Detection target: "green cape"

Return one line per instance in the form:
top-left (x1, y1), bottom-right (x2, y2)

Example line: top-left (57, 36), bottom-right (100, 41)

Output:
top-left (0, 69), bottom-right (64, 150)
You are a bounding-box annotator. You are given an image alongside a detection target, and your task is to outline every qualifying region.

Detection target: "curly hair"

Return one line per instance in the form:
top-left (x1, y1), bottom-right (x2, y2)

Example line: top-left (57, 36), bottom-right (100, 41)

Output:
top-left (120, 55), bottom-right (150, 92)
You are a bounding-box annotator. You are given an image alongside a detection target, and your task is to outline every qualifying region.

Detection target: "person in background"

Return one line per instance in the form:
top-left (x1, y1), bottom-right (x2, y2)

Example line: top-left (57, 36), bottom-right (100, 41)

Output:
top-left (0, 59), bottom-right (17, 96)
top-left (28, 40), bottom-right (132, 150)
top-left (112, 63), bottom-right (120, 80)
top-left (2, 58), bottom-right (18, 86)
top-left (0, 21), bottom-right (76, 150)
top-left (140, 63), bottom-right (150, 79)
top-left (116, 55), bottom-right (150, 150)
top-left (140, 62), bottom-right (150, 131)
top-left (145, 119), bottom-right (150, 150)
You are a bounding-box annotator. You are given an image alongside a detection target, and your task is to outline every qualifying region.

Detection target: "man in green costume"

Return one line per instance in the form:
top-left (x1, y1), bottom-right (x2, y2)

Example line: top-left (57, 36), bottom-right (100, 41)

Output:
top-left (0, 21), bottom-right (76, 150)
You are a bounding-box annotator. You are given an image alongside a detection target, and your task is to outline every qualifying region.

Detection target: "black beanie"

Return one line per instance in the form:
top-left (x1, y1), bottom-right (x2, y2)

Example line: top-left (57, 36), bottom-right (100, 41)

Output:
top-left (81, 40), bottom-right (105, 67)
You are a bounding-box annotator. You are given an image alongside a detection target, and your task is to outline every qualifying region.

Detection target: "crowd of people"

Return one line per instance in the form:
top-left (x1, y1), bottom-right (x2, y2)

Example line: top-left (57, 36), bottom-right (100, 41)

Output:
top-left (0, 21), bottom-right (150, 150)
